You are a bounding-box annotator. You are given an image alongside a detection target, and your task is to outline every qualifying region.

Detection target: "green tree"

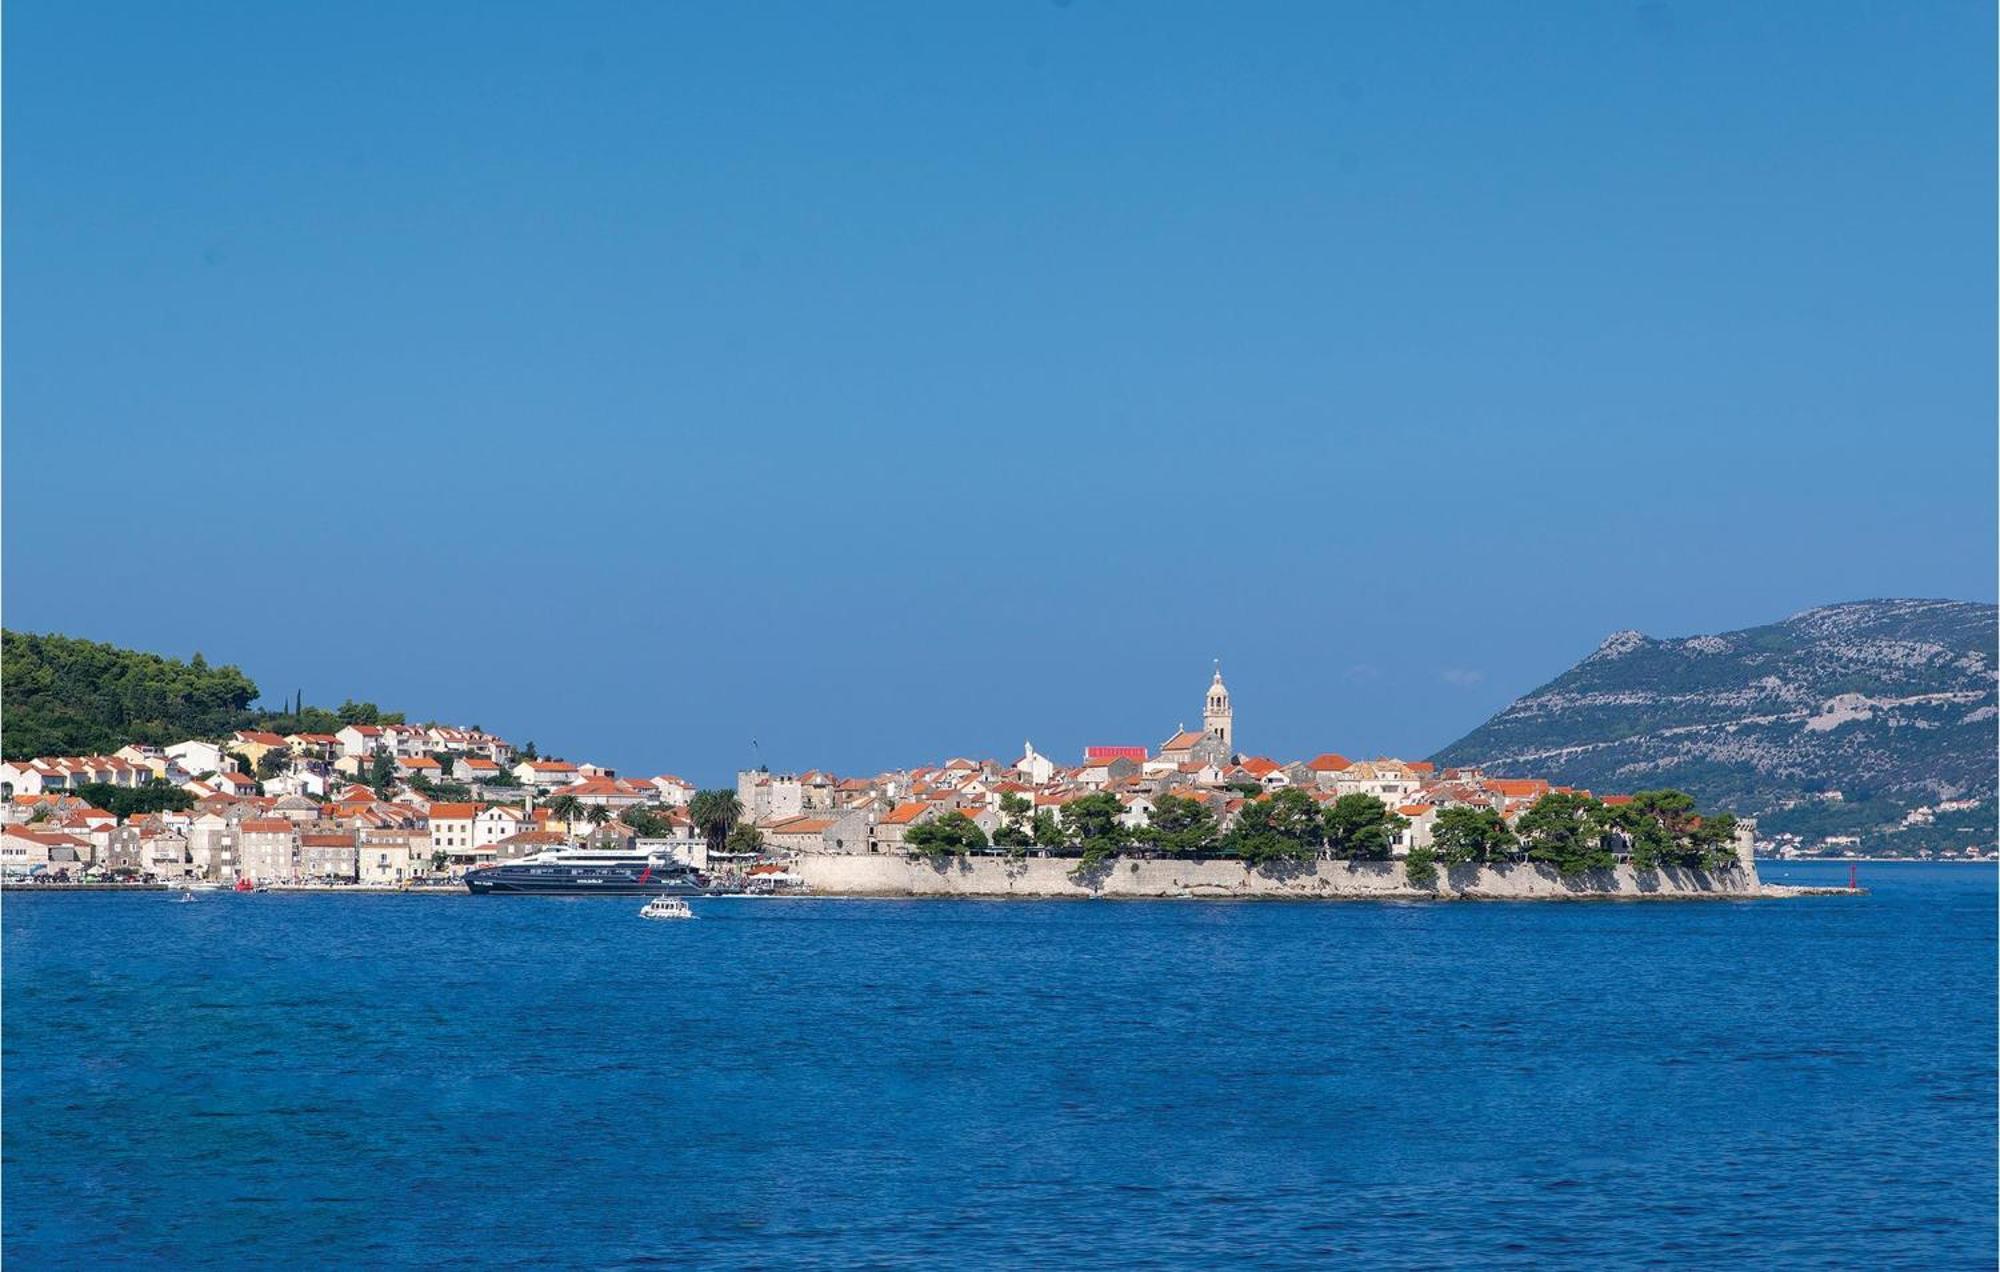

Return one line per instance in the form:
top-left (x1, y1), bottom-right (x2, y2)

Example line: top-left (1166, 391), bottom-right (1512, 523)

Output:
top-left (724, 822), bottom-right (764, 856)
top-left (624, 805), bottom-right (672, 838)
top-left (1060, 792), bottom-right (1129, 869)
top-left (1607, 788), bottom-right (1742, 870)
top-left (1516, 792), bottom-right (1615, 876)
top-left (547, 794), bottom-right (584, 826)
top-left (1322, 793), bottom-right (1406, 861)
top-left (337, 699), bottom-right (402, 725)
top-left (689, 788), bottom-right (743, 857)
top-left (905, 811), bottom-right (989, 862)
top-left (1030, 809), bottom-right (1064, 849)
top-left (254, 749), bottom-right (290, 780)
top-left (71, 782), bottom-right (196, 819)
top-left (1689, 810), bottom-right (1740, 870)
top-left (584, 804), bottom-right (612, 826)
top-left (994, 792), bottom-right (1034, 848)
top-left (1225, 789), bottom-right (1323, 867)
top-left (1144, 794), bottom-right (1219, 858)
top-left (1404, 844), bottom-right (1440, 890)
top-left (1, 631), bottom-right (259, 759)
top-left (366, 750), bottom-right (396, 797)
top-left (1430, 805), bottom-right (1518, 866)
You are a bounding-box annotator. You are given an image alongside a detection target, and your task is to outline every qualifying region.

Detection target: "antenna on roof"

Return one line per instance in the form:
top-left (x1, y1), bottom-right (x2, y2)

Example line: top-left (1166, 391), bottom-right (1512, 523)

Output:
top-left (752, 737), bottom-right (767, 773)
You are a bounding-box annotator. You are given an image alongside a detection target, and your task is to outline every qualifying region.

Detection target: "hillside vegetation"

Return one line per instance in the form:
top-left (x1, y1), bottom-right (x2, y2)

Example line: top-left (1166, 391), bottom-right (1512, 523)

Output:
top-left (2, 631), bottom-right (402, 761)
top-left (1432, 600), bottom-right (1996, 854)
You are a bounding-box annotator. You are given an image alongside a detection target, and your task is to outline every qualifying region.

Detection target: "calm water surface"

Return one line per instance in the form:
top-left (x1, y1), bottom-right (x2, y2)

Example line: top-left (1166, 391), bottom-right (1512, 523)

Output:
top-left (5, 861), bottom-right (1994, 1268)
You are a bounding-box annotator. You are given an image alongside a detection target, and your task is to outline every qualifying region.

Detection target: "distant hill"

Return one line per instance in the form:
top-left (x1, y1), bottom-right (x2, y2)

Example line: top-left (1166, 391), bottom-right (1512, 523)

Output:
top-left (2, 630), bottom-right (404, 761)
top-left (1431, 600), bottom-right (1997, 854)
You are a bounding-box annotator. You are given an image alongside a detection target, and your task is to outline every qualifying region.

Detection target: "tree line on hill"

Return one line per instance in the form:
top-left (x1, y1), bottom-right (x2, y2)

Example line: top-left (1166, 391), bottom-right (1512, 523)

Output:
top-left (904, 787), bottom-right (1740, 882)
top-left (3, 631), bottom-right (407, 761)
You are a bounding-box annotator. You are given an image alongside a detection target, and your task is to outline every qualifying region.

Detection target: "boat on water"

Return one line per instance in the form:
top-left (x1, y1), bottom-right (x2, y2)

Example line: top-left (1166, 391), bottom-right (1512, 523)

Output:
top-left (463, 846), bottom-right (718, 896)
top-left (639, 895), bottom-right (694, 920)
top-left (232, 877), bottom-right (259, 893)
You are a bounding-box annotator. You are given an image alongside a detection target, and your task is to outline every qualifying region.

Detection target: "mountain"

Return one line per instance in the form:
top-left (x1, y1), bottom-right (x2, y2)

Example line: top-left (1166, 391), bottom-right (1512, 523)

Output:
top-left (2, 630), bottom-right (405, 761)
top-left (1431, 600), bottom-right (1997, 854)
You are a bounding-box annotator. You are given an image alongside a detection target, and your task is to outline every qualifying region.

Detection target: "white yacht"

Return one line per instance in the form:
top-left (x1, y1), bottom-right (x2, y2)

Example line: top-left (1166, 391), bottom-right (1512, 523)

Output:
top-left (639, 895), bottom-right (694, 920)
top-left (464, 845), bottom-right (715, 896)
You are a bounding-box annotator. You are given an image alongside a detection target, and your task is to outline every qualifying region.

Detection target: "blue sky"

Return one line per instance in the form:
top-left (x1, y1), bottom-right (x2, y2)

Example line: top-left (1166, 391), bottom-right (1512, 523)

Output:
top-left (6, 2), bottom-right (1993, 783)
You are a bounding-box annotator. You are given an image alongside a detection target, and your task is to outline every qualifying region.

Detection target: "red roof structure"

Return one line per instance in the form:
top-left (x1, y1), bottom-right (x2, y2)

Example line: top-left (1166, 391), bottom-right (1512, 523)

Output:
top-left (1084, 746), bottom-right (1147, 763)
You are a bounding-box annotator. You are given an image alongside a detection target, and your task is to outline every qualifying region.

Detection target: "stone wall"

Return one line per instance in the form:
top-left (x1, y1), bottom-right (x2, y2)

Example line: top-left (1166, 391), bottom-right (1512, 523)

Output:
top-left (789, 853), bottom-right (1764, 900)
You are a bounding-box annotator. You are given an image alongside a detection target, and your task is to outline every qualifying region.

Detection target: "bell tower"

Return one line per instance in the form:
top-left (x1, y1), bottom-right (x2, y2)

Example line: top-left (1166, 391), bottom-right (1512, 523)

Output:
top-left (1203, 661), bottom-right (1233, 754)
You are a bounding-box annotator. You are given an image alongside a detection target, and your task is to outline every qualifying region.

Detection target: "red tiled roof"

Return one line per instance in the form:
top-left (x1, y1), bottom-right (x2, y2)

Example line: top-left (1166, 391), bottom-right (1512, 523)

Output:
top-left (1084, 746), bottom-right (1147, 763)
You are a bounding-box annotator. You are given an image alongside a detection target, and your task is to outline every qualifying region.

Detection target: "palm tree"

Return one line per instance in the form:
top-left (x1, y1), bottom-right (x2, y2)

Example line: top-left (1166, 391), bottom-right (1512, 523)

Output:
top-left (547, 794), bottom-right (583, 828)
top-left (584, 804), bottom-right (612, 827)
top-left (688, 788), bottom-right (743, 856)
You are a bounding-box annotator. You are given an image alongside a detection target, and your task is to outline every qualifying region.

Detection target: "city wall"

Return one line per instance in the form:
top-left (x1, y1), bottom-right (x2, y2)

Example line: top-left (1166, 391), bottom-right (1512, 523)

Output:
top-left (788, 854), bottom-right (1765, 900)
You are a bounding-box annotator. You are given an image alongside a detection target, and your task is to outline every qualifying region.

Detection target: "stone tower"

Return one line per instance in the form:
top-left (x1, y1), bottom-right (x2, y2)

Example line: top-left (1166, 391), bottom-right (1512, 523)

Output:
top-left (1203, 661), bottom-right (1233, 754)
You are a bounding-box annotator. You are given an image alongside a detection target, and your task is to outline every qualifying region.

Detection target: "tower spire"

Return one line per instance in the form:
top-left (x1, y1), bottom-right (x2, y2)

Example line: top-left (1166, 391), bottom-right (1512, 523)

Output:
top-left (1203, 661), bottom-right (1233, 753)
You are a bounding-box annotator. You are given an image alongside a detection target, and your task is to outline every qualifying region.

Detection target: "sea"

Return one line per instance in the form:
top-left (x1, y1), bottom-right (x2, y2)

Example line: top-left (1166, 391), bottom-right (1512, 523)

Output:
top-left (4, 860), bottom-right (1993, 1268)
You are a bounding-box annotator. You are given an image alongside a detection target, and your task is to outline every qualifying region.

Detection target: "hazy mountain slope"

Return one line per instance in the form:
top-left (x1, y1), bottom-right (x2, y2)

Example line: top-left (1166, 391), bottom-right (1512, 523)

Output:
top-left (1431, 600), bottom-right (1997, 852)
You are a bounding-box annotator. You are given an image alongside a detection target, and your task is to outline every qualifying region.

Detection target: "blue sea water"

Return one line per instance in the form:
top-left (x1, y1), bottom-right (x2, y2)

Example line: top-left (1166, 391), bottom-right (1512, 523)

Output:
top-left (4, 861), bottom-right (1993, 1268)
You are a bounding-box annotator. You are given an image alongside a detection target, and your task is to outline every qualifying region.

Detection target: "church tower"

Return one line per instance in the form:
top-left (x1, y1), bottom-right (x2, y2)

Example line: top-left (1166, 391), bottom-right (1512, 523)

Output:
top-left (1203, 662), bottom-right (1233, 754)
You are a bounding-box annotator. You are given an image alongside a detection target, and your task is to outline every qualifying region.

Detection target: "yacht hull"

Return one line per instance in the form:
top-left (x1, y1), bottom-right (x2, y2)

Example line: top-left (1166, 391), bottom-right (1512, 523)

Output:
top-left (464, 865), bottom-right (714, 896)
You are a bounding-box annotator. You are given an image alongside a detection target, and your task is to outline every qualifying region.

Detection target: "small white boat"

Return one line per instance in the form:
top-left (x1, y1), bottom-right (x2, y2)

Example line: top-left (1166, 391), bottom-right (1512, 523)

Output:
top-left (639, 895), bottom-right (694, 920)
top-left (173, 884), bottom-right (198, 903)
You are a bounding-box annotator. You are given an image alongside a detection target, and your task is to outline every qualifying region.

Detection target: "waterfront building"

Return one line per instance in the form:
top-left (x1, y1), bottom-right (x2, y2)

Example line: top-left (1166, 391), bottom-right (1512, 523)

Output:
top-left (357, 828), bottom-right (427, 884)
top-left (426, 803), bottom-right (480, 857)
top-left (237, 818), bottom-right (298, 883)
top-left (187, 812), bottom-right (241, 880)
top-left (146, 832), bottom-right (193, 879)
top-left (738, 770), bottom-right (805, 822)
top-left (299, 832), bottom-right (358, 881)
top-left (868, 802), bottom-right (932, 854)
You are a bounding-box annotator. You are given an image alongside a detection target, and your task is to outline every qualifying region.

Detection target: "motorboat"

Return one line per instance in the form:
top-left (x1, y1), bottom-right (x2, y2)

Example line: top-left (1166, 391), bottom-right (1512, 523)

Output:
top-left (639, 895), bottom-right (694, 920)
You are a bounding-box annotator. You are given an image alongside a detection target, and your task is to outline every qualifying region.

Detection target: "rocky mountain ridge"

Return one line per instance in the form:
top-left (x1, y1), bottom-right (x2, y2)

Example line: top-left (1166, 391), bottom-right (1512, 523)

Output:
top-left (1431, 599), bottom-right (1996, 853)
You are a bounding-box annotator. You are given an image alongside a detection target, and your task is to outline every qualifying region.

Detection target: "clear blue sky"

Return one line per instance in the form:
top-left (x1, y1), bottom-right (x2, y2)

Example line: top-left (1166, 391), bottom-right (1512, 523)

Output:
top-left (6, 2), bottom-right (1993, 783)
